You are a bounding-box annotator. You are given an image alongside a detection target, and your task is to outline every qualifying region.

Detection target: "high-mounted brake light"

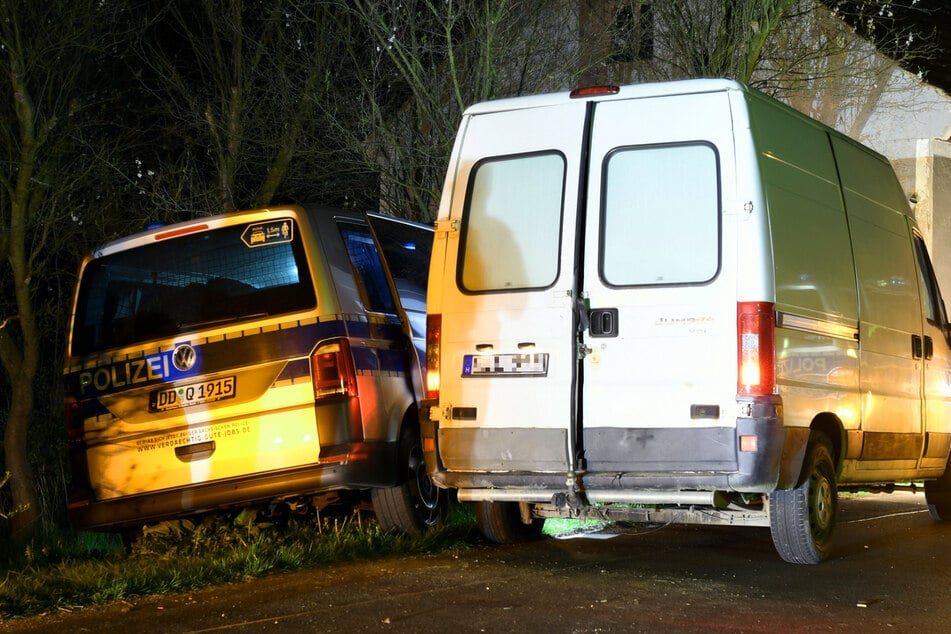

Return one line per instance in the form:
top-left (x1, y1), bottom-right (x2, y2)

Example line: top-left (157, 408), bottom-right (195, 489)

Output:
top-left (154, 224), bottom-right (209, 241)
top-left (311, 338), bottom-right (358, 399)
top-left (425, 314), bottom-right (441, 400)
top-left (569, 85), bottom-right (620, 98)
top-left (737, 301), bottom-right (776, 396)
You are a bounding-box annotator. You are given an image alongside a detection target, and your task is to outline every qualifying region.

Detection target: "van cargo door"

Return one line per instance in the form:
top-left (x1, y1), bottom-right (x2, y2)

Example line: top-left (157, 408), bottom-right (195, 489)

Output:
top-left (579, 92), bottom-right (739, 473)
top-left (434, 100), bottom-right (587, 473)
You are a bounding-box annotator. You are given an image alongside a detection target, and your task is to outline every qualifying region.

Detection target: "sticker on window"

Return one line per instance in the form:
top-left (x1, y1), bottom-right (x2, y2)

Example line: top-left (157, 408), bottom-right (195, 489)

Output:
top-left (241, 220), bottom-right (294, 248)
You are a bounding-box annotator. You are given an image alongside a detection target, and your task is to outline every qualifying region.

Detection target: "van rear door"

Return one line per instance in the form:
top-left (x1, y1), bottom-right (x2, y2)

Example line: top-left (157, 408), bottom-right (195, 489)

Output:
top-left (435, 99), bottom-right (587, 473)
top-left (579, 91), bottom-right (739, 473)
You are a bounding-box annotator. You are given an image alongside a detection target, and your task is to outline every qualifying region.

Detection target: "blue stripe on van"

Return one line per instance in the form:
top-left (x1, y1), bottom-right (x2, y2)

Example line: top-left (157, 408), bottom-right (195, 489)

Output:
top-left (66, 315), bottom-right (409, 403)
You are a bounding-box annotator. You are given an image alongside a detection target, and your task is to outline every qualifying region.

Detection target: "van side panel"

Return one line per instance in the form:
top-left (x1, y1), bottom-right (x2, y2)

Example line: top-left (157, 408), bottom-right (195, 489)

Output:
top-left (747, 95), bottom-right (861, 458)
top-left (832, 136), bottom-right (925, 470)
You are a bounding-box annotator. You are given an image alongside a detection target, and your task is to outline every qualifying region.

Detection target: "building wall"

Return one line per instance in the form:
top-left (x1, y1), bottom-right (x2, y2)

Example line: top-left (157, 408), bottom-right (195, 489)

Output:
top-left (912, 139), bottom-right (951, 292)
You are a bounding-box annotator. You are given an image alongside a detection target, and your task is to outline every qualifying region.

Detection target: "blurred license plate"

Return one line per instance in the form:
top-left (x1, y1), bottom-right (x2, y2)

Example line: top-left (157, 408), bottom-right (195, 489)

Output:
top-left (462, 353), bottom-right (548, 376)
top-left (150, 376), bottom-right (236, 411)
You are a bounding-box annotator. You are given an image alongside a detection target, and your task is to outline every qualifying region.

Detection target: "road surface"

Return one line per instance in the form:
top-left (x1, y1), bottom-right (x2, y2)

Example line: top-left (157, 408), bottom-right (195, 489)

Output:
top-left (2, 490), bottom-right (949, 632)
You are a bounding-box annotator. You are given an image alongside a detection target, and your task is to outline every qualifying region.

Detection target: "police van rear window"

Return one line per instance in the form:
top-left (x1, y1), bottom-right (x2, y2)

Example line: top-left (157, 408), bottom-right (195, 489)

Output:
top-left (71, 218), bottom-right (316, 356)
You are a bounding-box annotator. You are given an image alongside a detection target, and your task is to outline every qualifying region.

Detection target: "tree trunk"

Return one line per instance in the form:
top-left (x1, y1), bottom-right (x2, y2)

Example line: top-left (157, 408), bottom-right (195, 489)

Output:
top-left (3, 372), bottom-right (40, 542)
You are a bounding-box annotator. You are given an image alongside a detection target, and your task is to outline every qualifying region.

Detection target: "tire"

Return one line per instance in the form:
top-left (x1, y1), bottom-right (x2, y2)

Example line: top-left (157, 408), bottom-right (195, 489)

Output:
top-left (474, 501), bottom-right (545, 544)
top-left (925, 460), bottom-right (951, 520)
top-left (371, 425), bottom-right (445, 534)
top-left (769, 435), bottom-right (838, 564)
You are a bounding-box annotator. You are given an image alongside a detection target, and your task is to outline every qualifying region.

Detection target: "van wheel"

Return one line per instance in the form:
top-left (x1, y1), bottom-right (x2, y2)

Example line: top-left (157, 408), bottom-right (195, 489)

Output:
top-left (924, 460), bottom-right (951, 520)
top-left (475, 501), bottom-right (545, 544)
top-left (371, 425), bottom-right (445, 534)
top-left (768, 434), bottom-right (837, 564)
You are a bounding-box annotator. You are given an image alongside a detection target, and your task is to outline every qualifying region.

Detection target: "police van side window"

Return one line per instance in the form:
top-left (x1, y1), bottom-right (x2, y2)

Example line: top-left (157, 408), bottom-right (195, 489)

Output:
top-left (339, 223), bottom-right (397, 314)
top-left (601, 143), bottom-right (720, 286)
top-left (460, 152), bottom-right (565, 292)
top-left (369, 217), bottom-right (433, 312)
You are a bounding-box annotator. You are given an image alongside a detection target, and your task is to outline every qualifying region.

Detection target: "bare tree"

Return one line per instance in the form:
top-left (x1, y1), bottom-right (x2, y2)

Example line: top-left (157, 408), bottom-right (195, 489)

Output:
top-left (0, 0), bottom-right (115, 541)
top-left (136, 0), bottom-right (354, 215)
top-left (773, 1), bottom-right (939, 132)
top-left (337, 0), bottom-right (586, 221)
top-left (342, 0), bottom-right (944, 223)
top-left (592, 0), bottom-right (800, 83)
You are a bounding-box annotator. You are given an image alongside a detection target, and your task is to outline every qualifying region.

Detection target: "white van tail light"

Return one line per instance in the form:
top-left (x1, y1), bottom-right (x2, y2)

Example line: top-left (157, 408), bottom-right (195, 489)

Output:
top-left (737, 302), bottom-right (776, 396)
top-left (311, 338), bottom-right (358, 399)
top-left (426, 314), bottom-right (441, 400)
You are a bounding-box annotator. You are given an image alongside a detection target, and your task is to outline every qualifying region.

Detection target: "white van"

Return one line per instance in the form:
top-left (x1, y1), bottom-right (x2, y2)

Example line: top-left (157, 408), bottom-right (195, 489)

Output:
top-left (420, 79), bottom-right (951, 563)
top-left (65, 205), bottom-right (443, 535)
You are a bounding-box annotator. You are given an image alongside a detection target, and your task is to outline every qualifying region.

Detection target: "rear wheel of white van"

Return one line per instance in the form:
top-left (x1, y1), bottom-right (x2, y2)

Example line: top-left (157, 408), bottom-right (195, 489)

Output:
top-left (371, 424), bottom-right (445, 534)
top-left (475, 501), bottom-right (545, 544)
top-left (768, 434), bottom-right (837, 564)
top-left (924, 460), bottom-right (951, 520)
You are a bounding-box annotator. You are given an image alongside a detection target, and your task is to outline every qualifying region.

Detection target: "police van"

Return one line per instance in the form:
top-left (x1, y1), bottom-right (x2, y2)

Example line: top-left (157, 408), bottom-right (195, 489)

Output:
top-left (420, 79), bottom-right (951, 563)
top-left (65, 205), bottom-right (442, 534)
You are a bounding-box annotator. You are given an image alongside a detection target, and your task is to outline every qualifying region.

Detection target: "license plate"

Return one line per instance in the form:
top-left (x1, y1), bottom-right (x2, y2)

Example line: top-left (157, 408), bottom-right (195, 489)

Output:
top-left (150, 376), bottom-right (236, 411)
top-left (462, 353), bottom-right (549, 376)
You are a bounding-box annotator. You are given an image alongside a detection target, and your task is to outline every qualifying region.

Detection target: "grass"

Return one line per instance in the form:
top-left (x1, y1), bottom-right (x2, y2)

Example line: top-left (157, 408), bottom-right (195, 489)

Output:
top-left (0, 502), bottom-right (478, 620)
top-left (0, 495), bottom-right (610, 621)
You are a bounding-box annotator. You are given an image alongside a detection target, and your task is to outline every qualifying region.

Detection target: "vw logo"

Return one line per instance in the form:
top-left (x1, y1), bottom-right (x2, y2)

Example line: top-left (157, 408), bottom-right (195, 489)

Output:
top-left (172, 344), bottom-right (197, 372)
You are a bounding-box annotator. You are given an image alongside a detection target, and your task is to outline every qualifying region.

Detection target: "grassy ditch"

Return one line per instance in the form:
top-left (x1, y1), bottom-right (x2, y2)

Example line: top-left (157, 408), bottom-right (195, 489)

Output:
top-left (0, 502), bottom-right (477, 620)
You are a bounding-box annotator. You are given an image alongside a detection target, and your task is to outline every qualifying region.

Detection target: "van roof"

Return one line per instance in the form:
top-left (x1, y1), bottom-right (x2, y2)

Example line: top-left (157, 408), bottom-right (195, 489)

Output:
top-left (463, 78), bottom-right (747, 116)
top-left (462, 78), bottom-right (895, 168)
top-left (87, 205), bottom-right (361, 258)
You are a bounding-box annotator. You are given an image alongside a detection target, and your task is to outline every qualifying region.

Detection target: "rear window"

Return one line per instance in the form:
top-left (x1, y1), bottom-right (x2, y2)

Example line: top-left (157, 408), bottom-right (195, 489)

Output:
top-left (459, 152), bottom-right (566, 292)
top-left (601, 142), bottom-right (720, 286)
top-left (71, 218), bottom-right (315, 356)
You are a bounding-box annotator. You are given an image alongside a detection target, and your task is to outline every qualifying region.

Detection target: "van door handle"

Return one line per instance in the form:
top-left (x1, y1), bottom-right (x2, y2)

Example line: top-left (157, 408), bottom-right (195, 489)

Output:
top-left (589, 308), bottom-right (619, 337)
top-left (925, 335), bottom-right (934, 360)
top-left (912, 334), bottom-right (923, 359)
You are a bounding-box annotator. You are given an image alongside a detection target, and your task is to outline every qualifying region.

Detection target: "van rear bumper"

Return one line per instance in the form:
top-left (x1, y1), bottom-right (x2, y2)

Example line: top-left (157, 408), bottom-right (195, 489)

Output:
top-left (421, 396), bottom-right (787, 498)
top-left (67, 442), bottom-right (397, 532)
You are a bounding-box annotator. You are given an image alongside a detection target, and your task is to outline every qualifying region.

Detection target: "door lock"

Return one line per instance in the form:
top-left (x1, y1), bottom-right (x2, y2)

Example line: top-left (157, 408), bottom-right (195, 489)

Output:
top-left (589, 308), bottom-right (619, 337)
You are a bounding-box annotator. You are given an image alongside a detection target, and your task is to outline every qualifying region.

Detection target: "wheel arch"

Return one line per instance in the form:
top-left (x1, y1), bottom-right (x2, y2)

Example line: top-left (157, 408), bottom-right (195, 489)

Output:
top-left (809, 412), bottom-right (845, 475)
top-left (776, 412), bottom-right (845, 490)
top-left (392, 402), bottom-right (421, 484)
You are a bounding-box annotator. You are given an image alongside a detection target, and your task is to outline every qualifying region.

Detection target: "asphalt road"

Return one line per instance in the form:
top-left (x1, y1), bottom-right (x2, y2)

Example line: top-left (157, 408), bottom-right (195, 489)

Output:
top-left (2, 490), bottom-right (949, 633)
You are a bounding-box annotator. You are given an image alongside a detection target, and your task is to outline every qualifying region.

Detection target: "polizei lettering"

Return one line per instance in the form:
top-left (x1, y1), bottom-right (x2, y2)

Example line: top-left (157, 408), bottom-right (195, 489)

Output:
top-left (77, 350), bottom-right (189, 396)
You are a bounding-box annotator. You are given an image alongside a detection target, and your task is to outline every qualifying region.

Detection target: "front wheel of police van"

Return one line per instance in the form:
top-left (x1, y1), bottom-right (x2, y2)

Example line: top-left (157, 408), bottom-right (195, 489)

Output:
top-left (372, 424), bottom-right (446, 534)
top-left (475, 501), bottom-right (545, 544)
top-left (768, 433), bottom-right (838, 564)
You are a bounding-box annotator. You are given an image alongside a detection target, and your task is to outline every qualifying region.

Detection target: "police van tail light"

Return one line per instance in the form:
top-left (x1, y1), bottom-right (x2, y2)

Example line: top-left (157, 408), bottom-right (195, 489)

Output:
top-left (312, 338), bottom-right (358, 399)
top-left (425, 314), bottom-right (441, 400)
top-left (64, 391), bottom-right (83, 443)
top-left (737, 301), bottom-right (776, 396)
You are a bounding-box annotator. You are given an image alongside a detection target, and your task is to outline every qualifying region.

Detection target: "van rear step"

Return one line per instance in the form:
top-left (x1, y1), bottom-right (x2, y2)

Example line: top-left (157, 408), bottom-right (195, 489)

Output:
top-left (531, 501), bottom-right (770, 528)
